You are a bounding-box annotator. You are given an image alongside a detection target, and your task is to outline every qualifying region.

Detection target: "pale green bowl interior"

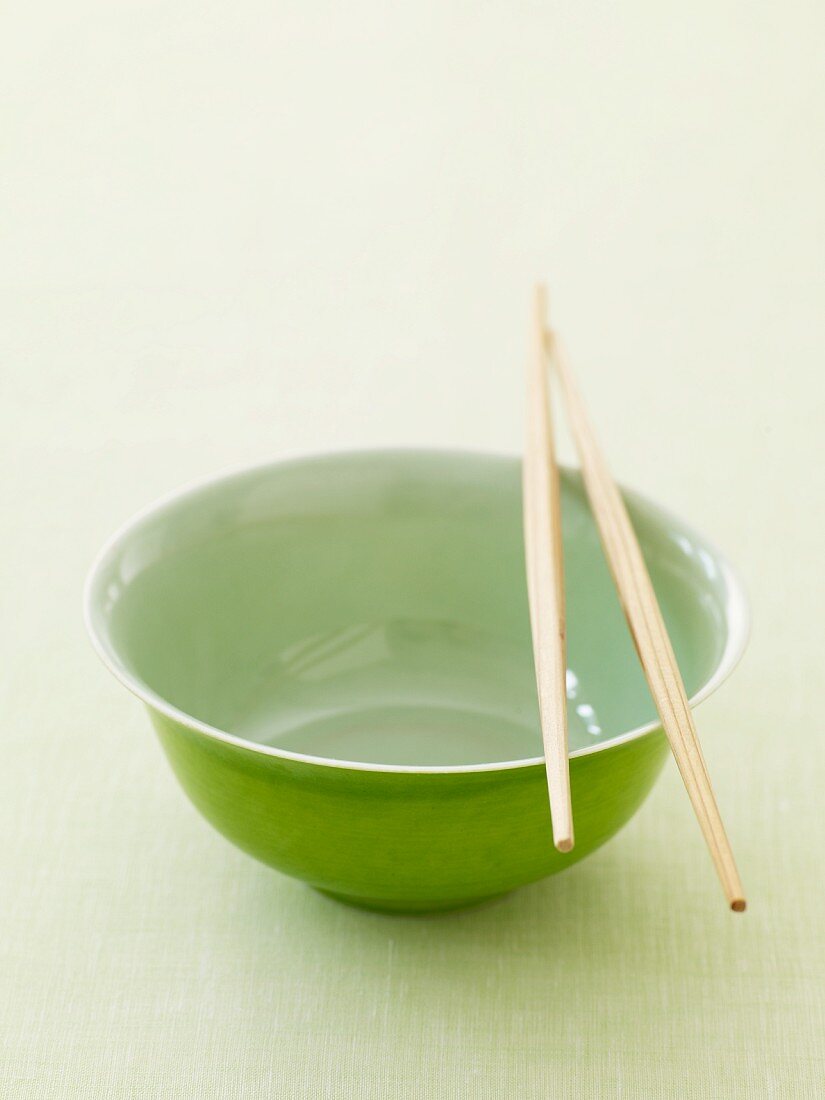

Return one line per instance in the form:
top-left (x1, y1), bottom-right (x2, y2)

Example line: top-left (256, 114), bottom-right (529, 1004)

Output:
top-left (89, 451), bottom-right (733, 767)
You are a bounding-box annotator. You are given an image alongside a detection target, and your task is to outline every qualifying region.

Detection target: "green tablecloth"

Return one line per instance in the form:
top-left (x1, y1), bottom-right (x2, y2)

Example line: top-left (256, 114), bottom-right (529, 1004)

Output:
top-left (2, 3), bottom-right (823, 1095)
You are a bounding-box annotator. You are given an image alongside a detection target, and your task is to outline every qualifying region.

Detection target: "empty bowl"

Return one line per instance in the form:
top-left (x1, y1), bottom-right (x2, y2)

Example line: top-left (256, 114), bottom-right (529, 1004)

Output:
top-left (85, 450), bottom-right (748, 912)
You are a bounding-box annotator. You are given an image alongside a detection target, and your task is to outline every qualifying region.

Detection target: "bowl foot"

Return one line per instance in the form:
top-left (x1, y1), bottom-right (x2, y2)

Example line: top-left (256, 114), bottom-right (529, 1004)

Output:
top-left (314, 887), bottom-right (513, 915)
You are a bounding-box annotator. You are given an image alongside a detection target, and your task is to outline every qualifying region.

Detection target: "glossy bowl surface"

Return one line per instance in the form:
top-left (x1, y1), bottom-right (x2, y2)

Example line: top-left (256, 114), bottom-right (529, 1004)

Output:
top-left (85, 450), bottom-right (748, 911)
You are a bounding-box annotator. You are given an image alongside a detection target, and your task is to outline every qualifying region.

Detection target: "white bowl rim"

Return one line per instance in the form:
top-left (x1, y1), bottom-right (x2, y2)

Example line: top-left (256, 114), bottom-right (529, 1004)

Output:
top-left (83, 446), bottom-right (751, 774)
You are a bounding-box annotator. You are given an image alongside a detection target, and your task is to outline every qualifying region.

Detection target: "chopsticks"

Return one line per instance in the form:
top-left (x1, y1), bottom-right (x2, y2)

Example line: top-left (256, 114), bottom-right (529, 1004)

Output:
top-left (523, 285), bottom-right (574, 852)
top-left (539, 306), bottom-right (746, 912)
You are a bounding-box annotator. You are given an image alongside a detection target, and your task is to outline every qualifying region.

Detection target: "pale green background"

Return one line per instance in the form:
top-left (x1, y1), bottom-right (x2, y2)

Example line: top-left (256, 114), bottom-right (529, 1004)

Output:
top-left (2, 1), bottom-right (823, 1096)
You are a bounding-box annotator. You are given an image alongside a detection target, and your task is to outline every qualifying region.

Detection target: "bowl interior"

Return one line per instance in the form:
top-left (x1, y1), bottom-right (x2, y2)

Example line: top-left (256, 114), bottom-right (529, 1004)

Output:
top-left (88, 451), bottom-right (737, 767)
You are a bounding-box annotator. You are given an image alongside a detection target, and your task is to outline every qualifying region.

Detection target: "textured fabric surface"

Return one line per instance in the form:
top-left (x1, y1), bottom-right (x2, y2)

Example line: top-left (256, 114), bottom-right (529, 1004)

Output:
top-left (2, 1), bottom-right (824, 1096)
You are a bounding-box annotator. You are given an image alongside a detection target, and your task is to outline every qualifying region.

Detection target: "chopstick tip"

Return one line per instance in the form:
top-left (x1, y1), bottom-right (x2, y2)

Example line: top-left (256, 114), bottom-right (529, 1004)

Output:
top-left (730, 898), bottom-right (747, 913)
top-left (554, 835), bottom-right (575, 854)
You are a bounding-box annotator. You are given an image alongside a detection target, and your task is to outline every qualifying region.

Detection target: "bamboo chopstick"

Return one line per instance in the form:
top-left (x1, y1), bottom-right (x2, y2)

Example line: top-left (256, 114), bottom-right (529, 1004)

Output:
top-left (546, 322), bottom-right (746, 911)
top-left (523, 285), bottom-right (574, 853)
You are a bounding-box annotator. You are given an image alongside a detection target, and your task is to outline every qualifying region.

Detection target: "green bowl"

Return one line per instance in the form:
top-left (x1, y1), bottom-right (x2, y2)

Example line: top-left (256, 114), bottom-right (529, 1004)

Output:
top-left (85, 450), bottom-right (748, 913)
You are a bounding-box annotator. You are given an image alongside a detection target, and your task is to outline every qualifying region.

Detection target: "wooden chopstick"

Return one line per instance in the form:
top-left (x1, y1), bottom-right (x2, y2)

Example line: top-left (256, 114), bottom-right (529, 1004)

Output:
top-left (546, 323), bottom-right (746, 910)
top-left (523, 285), bottom-right (574, 853)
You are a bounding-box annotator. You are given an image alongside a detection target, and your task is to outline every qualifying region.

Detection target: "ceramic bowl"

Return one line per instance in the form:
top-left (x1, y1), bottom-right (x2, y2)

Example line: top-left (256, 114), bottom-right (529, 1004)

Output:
top-left (85, 450), bottom-right (748, 912)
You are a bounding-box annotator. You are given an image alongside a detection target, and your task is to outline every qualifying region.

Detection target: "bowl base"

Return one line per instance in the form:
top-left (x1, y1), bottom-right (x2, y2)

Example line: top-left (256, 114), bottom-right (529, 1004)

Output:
top-left (314, 887), bottom-right (513, 915)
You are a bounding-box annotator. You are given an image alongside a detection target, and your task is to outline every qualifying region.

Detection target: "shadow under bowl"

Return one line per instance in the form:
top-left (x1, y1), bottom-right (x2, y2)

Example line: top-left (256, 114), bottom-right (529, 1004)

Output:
top-left (85, 449), bottom-right (748, 912)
